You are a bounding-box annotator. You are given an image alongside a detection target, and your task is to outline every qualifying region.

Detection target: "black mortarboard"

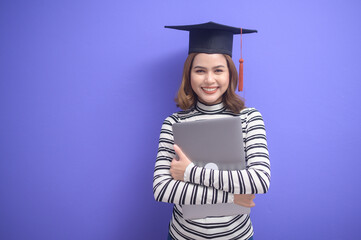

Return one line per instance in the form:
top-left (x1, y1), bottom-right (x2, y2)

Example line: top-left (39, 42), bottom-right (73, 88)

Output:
top-left (165, 21), bottom-right (257, 91)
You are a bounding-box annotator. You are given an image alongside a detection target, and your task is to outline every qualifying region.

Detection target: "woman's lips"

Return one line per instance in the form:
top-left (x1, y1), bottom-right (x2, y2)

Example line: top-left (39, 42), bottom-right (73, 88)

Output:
top-left (201, 87), bottom-right (218, 94)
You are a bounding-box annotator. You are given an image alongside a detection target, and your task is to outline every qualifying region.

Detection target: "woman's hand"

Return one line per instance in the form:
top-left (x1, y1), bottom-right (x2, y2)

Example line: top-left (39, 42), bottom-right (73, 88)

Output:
top-left (234, 194), bottom-right (256, 208)
top-left (170, 145), bottom-right (192, 181)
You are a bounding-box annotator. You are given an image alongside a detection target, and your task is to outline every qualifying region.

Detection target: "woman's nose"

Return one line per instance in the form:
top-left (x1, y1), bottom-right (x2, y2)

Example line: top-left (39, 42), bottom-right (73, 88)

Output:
top-left (204, 73), bottom-right (215, 84)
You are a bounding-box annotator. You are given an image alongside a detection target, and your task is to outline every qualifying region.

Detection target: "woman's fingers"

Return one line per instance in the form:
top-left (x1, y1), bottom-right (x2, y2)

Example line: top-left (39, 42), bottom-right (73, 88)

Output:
top-left (234, 194), bottom-right (256, 208)
top-left (173, 144), bottom-right (185, 159)
top-left (170, 145), bottom-right (192, 181)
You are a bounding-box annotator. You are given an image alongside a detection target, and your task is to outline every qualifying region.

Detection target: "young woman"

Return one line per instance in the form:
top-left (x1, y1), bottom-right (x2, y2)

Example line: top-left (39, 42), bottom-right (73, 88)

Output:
top-left (153, 22), bottom-right (271, 240)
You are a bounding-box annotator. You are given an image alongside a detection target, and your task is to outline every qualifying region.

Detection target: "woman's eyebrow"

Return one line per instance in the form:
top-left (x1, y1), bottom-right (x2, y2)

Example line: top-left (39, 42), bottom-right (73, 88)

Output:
top-left (193, 65), bottom-right (226, 69)
top-left (213, 65), bottom-right (226, 68)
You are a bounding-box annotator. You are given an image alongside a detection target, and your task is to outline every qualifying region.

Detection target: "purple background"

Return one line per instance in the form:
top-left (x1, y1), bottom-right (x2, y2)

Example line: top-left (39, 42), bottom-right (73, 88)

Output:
top-left (1, 0), bottom-right (361, 239)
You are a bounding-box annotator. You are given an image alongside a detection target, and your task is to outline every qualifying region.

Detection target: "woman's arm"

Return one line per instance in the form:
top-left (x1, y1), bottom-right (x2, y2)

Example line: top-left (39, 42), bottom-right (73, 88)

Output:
top-left (177, 109), bottom-right (271, 194)
top-left (153, 116), bottom-right (235, 205)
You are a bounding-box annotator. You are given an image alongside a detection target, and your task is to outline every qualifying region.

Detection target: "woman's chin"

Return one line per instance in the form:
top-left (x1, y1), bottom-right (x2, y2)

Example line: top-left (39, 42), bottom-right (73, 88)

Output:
top-left (198, 96), bottom-right (222, 105)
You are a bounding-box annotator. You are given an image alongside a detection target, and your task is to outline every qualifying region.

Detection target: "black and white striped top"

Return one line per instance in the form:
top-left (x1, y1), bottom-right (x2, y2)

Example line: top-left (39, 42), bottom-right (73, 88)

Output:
top-left (153, 101), bottom-right (271, 240)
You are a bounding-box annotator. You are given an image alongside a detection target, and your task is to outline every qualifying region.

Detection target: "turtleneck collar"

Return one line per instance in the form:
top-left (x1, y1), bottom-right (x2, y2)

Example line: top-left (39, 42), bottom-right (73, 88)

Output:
top-left (195, 101), bottom-right (226, 114)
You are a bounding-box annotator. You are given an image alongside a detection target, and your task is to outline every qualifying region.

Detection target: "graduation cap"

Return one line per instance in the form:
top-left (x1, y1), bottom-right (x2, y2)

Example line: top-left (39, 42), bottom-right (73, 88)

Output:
top-left (165, 21), bottom-right (257, 91)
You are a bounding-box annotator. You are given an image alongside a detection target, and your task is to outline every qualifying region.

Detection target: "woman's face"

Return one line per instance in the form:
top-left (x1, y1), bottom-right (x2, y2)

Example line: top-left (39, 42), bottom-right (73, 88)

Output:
top-left (190, 53), bottom-right (229, 105)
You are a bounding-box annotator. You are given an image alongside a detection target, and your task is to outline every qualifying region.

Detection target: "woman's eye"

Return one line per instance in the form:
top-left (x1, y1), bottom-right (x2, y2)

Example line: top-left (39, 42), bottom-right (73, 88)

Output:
top-left (215, 69), bottom-right (223, 73)
top-left (195, 69), bottom-right (205, 73)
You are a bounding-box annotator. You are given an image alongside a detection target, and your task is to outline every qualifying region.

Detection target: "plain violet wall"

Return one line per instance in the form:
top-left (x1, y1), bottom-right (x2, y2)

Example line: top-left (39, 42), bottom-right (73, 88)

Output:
top-left (1, 0), bottom-right (361, 239)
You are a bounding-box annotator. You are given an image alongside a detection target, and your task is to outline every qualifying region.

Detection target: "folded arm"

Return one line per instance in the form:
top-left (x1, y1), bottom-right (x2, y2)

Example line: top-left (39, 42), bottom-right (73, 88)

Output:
top-left (181, 109), bottom-right (271, 194)
top-left (153, 116), bottom-right (235, 205)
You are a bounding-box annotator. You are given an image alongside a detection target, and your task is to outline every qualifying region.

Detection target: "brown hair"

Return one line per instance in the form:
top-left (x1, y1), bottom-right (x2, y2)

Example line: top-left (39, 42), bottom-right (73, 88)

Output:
top-left (175, 53), bottom-right (245, 113)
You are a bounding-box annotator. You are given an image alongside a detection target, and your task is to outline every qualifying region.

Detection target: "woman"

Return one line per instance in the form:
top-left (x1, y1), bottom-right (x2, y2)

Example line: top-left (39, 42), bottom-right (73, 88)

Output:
top-left (153, 22), bottom-right (271, 240)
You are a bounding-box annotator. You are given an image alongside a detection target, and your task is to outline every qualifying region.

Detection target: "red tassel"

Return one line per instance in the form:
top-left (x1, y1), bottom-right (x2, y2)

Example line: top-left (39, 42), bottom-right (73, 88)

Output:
top-left (238, 58), bottom-right (244, 91)
top-left (238, 28), bottom-right (243, 92)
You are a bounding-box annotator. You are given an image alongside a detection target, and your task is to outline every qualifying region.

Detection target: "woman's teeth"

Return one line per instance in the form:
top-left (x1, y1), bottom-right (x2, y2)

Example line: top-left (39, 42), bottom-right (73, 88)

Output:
top-left (202, 87), bottom-right (217, 91)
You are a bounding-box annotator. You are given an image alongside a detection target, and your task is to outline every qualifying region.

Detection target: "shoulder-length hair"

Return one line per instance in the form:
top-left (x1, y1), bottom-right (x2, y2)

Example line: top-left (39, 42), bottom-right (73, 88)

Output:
top-left (175, 53), bottom-right (245, 114)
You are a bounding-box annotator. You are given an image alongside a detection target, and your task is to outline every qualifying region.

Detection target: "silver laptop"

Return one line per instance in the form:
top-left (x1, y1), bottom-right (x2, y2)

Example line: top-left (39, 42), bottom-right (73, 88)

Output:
top-left (173, 117), bottom-right (250, 220)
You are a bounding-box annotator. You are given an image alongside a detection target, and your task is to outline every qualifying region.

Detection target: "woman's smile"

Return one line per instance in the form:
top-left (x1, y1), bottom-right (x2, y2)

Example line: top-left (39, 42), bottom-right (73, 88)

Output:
top-left (201, 87), bottom-right (219, 94)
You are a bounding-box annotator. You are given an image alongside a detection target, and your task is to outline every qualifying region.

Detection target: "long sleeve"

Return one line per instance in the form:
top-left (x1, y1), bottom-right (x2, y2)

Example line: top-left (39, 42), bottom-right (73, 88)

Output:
top-left (153, 115), bottom-right (234, 205)
top-left (184, 109), bottom-right (271, 194)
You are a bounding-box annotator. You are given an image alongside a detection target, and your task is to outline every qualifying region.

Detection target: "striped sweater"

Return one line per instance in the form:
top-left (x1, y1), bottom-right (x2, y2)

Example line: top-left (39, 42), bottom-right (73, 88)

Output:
top-left (153, 101), bottom-right (271, 240)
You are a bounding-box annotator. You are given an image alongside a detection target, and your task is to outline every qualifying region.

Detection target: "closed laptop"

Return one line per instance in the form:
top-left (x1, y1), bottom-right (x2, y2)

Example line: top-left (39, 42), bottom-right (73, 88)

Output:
top-left (172, 117), bottom-right (250, 219)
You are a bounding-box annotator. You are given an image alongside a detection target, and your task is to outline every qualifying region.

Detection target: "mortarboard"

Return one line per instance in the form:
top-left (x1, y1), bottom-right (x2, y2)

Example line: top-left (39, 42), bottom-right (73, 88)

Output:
top-left (165, 21), bottom-right (257, 91)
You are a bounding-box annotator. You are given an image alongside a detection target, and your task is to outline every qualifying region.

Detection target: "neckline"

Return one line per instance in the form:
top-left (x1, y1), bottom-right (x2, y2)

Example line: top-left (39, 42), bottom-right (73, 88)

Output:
top-left (195, 101), bottom-right (226, 114)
